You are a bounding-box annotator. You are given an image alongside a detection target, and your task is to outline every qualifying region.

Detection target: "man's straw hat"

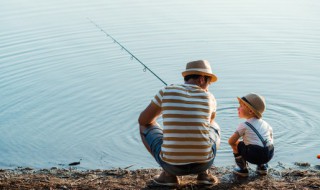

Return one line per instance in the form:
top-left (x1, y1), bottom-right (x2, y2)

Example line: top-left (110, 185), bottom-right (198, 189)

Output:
top-left (237, 93), bottom-right (266, 119)
top-left (182, 60), bottom-right (217, 83)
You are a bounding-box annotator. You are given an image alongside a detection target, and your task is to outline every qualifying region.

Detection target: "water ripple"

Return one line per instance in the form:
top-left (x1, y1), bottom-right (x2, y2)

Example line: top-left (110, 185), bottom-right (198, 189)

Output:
top-left (0, 0), bottom-right (319, 169)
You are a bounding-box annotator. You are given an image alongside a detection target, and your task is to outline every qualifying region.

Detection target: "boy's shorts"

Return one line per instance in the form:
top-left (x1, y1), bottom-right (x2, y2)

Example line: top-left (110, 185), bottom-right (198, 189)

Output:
top-left (142, 125), bottom-right (219, 176)
top-left (238, 141), bottom-right (274, 165)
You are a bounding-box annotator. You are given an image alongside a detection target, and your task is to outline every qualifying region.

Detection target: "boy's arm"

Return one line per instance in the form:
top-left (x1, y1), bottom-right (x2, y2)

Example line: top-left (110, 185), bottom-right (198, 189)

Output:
top-left (228, 132), bottom-right (241, 153)
top-left (228, 132), bottom-right (240, 145)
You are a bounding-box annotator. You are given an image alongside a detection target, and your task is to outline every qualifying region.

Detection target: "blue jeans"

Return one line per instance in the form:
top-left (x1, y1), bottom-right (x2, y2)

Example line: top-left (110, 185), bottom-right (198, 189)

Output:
top-left (143, 125), bottom-right (218, 176)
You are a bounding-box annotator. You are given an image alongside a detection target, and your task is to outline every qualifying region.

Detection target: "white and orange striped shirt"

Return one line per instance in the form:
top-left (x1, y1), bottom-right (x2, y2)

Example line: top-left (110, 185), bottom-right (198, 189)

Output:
top-left (152, 84), bottom-right (217, 165)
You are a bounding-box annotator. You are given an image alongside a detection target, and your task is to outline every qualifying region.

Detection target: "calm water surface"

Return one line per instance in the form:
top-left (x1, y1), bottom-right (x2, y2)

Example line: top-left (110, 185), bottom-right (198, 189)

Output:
top-left (0, 0), bottom-right (319, 169)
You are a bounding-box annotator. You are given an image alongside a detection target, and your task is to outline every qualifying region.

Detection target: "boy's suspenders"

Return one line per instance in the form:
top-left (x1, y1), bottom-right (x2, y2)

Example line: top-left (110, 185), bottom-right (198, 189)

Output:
top-left (245, 122), bottom-right (268, 147)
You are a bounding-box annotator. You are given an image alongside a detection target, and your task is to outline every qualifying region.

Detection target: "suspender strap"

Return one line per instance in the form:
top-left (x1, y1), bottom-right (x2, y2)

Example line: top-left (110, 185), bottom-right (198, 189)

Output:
top-left (245, 122), bottom-right (267, 147)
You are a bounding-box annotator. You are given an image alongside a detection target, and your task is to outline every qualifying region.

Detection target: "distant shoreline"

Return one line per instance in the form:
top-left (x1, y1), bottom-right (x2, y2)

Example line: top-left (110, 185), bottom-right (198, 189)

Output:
top-left (1, 163), bottom-right (319, 189)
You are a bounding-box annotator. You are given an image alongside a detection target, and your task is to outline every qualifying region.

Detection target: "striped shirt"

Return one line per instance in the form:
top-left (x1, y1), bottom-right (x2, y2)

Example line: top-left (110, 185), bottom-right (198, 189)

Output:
top-left (152, 84), bottom-right (217, 165)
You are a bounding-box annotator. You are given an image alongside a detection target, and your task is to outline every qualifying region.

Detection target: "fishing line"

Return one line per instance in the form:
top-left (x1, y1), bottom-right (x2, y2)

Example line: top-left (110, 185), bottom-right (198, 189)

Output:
top-left (87, 18), bottom-right (167, 86)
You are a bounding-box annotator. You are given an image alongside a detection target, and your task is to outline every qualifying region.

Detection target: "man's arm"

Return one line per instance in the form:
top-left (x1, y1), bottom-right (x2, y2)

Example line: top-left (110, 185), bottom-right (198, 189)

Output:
top-left (210, 112), bottom-right (216, 124)
top-left (138, 101), bottom-right (162, 126)
top-left (138, 102), bottom-right (162, 154)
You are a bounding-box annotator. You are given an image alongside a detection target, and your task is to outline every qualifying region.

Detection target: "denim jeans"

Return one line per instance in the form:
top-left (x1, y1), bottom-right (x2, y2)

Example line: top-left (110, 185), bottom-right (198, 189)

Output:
top-left (143, 125), bottom-right (218, 176)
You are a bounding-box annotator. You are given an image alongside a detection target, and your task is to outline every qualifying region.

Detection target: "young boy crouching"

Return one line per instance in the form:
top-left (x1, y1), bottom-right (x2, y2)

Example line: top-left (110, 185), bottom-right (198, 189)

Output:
top-left (228, 93), bottom-right (274, 177)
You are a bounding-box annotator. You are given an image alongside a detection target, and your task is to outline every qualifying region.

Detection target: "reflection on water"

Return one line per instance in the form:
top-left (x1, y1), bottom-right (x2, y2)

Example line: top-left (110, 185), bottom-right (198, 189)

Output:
top-left (0, 0), bottom-right (319, 169)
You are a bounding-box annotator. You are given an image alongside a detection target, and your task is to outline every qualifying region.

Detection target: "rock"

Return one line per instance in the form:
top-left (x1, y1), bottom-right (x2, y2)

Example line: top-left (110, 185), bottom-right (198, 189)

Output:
top-left (294, 162), bottom-right (311, 167)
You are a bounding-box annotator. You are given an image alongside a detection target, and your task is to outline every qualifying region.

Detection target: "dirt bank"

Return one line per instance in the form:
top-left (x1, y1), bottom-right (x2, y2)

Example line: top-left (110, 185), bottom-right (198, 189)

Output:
top-left (0, 163), bottom-right (319, 189)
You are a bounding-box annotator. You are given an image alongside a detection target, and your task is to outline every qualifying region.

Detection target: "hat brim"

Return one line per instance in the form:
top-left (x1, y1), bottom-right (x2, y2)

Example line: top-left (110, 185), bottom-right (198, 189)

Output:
top-left (237, 97), bottom-right (262, 119)
top-left (182, 71), bottom-right (218, 83)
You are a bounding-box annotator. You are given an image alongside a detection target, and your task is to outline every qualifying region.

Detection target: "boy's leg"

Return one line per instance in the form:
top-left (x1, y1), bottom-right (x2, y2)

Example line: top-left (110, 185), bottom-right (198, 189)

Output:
top-left (230, 140), bottom-right (239, 154)
top-left (256, 145), bottom-right (273, 175)
top-left (245, 144), bottom-right (274, 175)
top-left (233, 142), bottom-right (249, 177)
top-left (256, 164), bottom-right (268, 175)
top-left (256, 145), bottom-right (274, 175)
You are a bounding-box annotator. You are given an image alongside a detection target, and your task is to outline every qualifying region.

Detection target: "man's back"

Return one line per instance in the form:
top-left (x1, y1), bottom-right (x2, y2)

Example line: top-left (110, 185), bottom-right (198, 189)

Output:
top-left (152, 84), bottom-right (216, 165)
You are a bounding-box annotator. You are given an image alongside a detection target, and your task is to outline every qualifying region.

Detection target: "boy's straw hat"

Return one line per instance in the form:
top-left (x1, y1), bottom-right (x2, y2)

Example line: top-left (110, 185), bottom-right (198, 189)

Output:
top-left (237, 93), bottom-right (266, 119)
top-left (182, 60), bottom-right (218, 83)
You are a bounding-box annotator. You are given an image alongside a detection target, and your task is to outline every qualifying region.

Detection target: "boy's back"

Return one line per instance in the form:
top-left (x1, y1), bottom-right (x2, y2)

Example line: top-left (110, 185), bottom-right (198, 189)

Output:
top-left (237, 118), bottom-right (273, 147)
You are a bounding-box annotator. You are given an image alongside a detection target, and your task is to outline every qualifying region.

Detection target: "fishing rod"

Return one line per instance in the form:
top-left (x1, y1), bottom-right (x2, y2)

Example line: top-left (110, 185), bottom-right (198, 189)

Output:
top-left (87, 18), bottom-right (167, 86)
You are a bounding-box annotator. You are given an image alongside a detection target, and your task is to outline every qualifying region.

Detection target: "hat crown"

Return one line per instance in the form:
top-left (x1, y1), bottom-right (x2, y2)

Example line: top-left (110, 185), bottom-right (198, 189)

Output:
top-left (245, 93), bottom-right (266, 115)
top-left (182, 60), bottom-right (218, 83)
top-left (185, 60), bottom-right (212, 73)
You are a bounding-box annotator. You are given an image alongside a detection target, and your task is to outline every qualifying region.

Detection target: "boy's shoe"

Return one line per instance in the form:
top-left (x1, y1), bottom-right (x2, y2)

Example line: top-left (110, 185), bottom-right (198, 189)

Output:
top-left (234, 154), bottom-right (247, 170)
top-left (233, 168), bottom-right (249, 177)
top-left (153, 171), bottom-right (179, 186)
top-left (197, 170), bottom-right (218, 185)
top-left (233, 154), bottom-right (248, 177)
top-left (256, 164), bottom-right (268, 175)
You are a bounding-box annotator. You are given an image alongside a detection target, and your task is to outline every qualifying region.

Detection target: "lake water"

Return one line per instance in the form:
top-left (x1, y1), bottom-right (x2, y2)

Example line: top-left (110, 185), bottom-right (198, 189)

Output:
top-left (0, 0), bottom-right (319, 170)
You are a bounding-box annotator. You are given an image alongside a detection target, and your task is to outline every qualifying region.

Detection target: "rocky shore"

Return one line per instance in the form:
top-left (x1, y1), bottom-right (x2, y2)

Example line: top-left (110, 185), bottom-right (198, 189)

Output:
top-left (0, 163), bottom-right (319, 189)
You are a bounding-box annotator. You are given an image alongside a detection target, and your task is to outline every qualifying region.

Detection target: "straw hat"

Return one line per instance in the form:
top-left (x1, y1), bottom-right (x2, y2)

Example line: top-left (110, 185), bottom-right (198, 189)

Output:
top-left (237, 93), bottom-right (266, 119)
top-left (182, 60), bottom-right (218, 83)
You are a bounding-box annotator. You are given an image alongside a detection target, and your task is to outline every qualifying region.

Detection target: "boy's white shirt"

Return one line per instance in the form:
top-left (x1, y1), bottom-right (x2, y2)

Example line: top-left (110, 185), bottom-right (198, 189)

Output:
top-left (236, 117), bottom-right (273, 147)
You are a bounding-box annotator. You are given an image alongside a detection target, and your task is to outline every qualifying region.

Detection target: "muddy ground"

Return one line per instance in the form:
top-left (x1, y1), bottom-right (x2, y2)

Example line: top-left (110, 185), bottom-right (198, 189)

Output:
top-left (0, 163), bottom-right (319, 190)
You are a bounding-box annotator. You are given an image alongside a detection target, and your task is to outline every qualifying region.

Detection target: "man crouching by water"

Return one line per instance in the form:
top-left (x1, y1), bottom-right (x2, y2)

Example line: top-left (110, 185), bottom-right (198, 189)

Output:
top-left (138, 60), bottom-right (221, 186)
